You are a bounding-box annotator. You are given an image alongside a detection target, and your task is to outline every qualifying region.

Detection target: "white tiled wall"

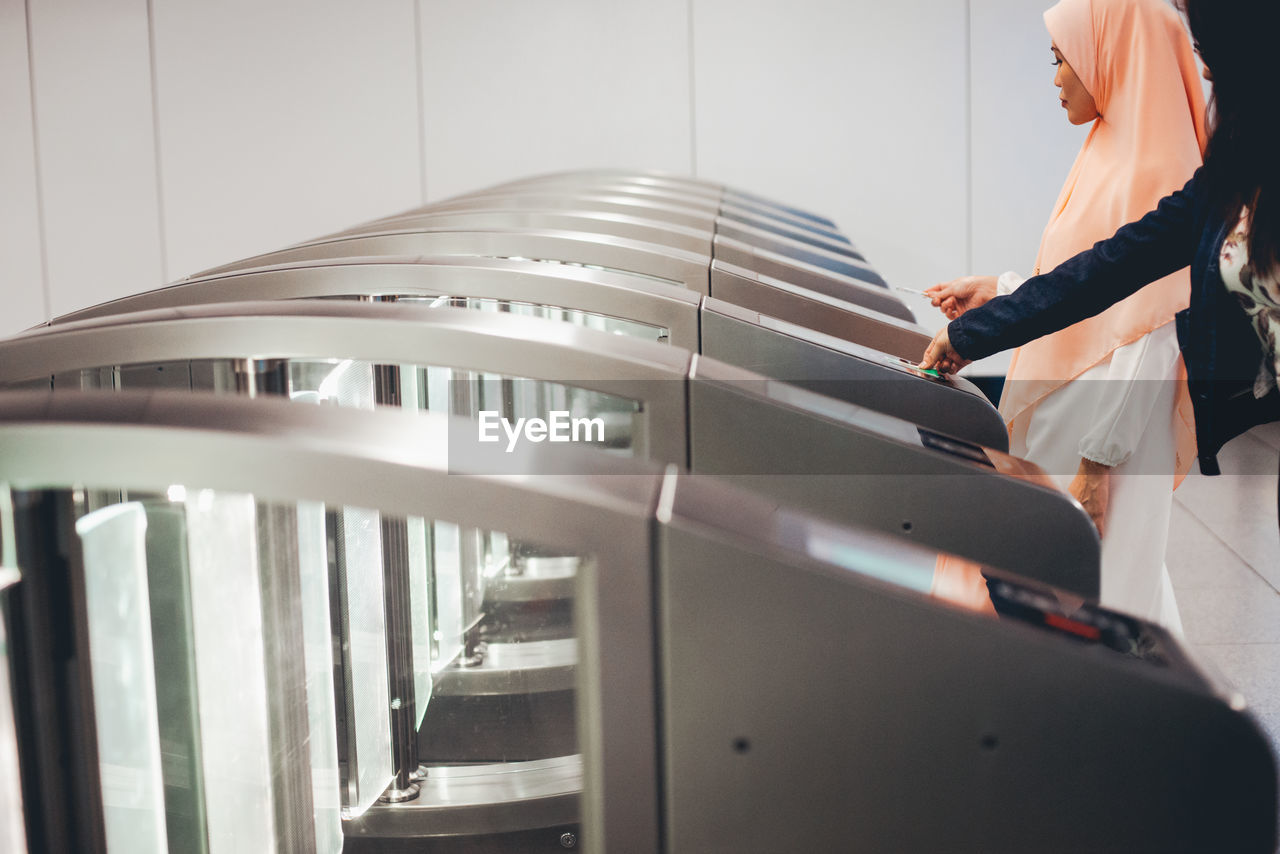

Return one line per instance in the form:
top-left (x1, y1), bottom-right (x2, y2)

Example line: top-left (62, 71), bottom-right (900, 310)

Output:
top-left (0, 0), bottom-right (45, 333)
top-left (419, 0), bottom-right (693, 201)
top-left (151, 0), bottom-right (423, 279)
top-left (969, 0), bottom-right (1090, 279)
top-left (694, 0), bottom-right (970, 299)
top-left (0, 0), bottom-right (1124, 347)
top-left (26, 0), bottom-right (164, 321)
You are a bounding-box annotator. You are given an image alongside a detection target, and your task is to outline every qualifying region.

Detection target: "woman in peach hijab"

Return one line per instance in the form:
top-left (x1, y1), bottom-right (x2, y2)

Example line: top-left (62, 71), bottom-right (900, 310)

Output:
top-left (926, 0), bottom-right (1206, 630)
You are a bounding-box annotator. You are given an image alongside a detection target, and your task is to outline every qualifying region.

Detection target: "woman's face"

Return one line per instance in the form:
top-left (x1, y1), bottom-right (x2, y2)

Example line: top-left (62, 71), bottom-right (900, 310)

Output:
top-left (1052, 45), bottom-right (1100, 125)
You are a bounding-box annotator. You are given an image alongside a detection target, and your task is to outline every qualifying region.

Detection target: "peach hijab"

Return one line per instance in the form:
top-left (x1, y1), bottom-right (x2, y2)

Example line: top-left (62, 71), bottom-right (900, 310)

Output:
top-left (999, 0), bottom-right (1207, 480)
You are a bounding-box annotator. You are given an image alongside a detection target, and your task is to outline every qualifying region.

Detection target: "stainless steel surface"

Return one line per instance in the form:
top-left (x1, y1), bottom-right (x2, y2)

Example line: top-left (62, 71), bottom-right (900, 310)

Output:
top-left (482, 171), bottom-right (725, 203)
top-left (719, 199), bottom-right (851, 246)
top-left (700, 298), bottom-right (1009, 452)
top-left (486, 555), bottom-right (579, 604)
top-left (50, 256), bottom-right (702, 351)
top-left (715, 210), bottom-right (859, 258)
top-left (479, 170), bottom-right (847, 236)
top-left (344, 756), bottom-right (581, 839)
top-left (725, 187), bottom-right (840, 229)
top-left (432, 639), bottom-right (576, 697)
top-left (687, 354), bottom-right (1098, 595)
top-left (1, 299), bottom-right (1101, 594)
top-left (195, 228), bottom-right (712, 293)
top-left (365, 194), bottom-right (859, 262)
top-left (2, 388), bottom-right (1273, 852)
top-left (483, 571), bottom-right (576, 604)
top-left (716, 217), bottom-right (866, 266)
top-left (7, 170), bottom-right (1272, 853)
top-left (709, 261), bottom-right (929, 359)
top-left (477, 174), bottom-right (851, 246)
top-left (388, 191), bottom-right (718, 231)
top-left (329, 209), bottom-right (715, 257)
top-left (713, 235), bottom-right (900, 310)
top-left (649, 473), bottom-right (1276, 853)
top-left (0, 301), bottom-right (694, 467)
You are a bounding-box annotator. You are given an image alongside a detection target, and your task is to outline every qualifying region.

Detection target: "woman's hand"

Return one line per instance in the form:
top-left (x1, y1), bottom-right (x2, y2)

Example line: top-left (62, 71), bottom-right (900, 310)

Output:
top-left (1069, 458), bottom-right (1112, 538)
top-left (924, 275), bottom-right (998, 319)
top-left (919, 327), bottom-right (972, 374)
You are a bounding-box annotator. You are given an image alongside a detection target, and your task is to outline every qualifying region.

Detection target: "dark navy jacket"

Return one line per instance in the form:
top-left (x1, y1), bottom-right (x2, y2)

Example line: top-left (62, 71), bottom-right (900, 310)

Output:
top-left (949, 168), bottom-right (1280, 475)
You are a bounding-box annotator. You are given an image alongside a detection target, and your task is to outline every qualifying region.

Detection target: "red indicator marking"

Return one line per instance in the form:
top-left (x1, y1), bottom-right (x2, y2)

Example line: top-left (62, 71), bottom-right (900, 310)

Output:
top-left (1044, 613), bottom-right (1101, 640)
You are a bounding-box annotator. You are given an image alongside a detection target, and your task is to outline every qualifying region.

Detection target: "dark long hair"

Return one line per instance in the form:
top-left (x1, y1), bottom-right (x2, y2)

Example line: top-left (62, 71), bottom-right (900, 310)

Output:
top-left (1178, 0), bottom-right (1280, 273)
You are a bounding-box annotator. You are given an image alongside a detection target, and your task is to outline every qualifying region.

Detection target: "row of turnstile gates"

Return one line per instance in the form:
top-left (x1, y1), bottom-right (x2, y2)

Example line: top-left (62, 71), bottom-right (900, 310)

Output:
top-left (0, 170), bottom-right (1274, 853)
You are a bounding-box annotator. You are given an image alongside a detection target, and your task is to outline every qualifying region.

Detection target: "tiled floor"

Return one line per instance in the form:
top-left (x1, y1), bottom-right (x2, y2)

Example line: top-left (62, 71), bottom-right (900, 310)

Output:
top-left (1166, 421), bottom-right (1280, 838)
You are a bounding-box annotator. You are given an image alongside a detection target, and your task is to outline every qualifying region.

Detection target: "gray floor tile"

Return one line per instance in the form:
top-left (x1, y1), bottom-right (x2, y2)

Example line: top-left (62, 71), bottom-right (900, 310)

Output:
top-left (1196, 644), bottom-right (1280, 749)
top-left (1174, 433), bottom-right (1280, 590)
top-left (1213, 429), bottom-right (1280, 475)
top-left (1252, 422), bottom-right (1280, 453)
top-left (1157, 430), bottom-right (1279, 848)
top-left (1179, 583), bottom-right (1280, 645)
top-left (1166, 502), bottom-right (1260, 589)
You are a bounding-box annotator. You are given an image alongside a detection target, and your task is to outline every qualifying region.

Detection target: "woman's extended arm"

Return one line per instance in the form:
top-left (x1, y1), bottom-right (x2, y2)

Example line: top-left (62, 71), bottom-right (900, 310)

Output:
top-left (937, 171), bottom-right (1205, 364)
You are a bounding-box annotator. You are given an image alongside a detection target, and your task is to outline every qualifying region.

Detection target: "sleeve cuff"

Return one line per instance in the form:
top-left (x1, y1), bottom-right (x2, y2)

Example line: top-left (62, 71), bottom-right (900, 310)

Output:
top-left (996, 271), bottom-right (1025, 296)
top-left (1077, 444), bottom-right (1128, 468)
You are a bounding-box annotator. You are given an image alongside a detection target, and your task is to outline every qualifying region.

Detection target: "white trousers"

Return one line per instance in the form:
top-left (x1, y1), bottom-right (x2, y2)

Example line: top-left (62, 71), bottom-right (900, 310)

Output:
top-left (1009, 356), bottom-right (1184, 634)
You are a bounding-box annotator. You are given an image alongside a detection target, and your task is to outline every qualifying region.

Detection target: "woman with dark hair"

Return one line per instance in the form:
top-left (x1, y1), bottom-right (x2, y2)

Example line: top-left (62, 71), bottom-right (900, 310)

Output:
top-left (920, 0), bottom-right (1280, 529)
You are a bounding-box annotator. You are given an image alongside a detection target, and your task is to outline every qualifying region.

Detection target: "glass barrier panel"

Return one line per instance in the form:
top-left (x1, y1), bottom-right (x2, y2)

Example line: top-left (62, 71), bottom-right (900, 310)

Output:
top-left (398, 368), bottom-right (434, 731)
top-left (12, 474), bottom-right (589, 845)
top-left (76, 503), bottom-right (169, 853)
top-left (406, 516), bottom-right (433, 730)
top-left (15, 344), bottom-right (628, 843)
top-left (183, 491), bottom-right (278, 850)
top-left (78, 489), bottom-right (349, 852)
top-left (297, 501), bottom-right (343, 851)
top-left (332, 506), bottom-right (393, 818)
top-left (424, 366), bottom-right (467, 672)
top-left (290, 359), bottom-right (375, 408)
top-left (430, 521), bottom-right (466, 672)
top-left (139, 501), bottom-right (207, 854)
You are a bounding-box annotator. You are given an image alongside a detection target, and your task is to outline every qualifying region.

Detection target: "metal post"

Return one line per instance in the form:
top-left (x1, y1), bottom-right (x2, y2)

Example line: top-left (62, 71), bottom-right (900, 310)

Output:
top-left (374, 364), bottom-right (422, 803)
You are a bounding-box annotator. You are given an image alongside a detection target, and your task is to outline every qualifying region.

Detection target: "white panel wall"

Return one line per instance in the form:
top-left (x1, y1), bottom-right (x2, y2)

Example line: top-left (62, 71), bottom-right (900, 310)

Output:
top-left (693, 0), bottom-right (970, 310)
top-left (1, 0), bottom-right (1168, 369)
top-left (26, 0), bottom-right (164, 319)
top-left (970, 0), bottom-right (1090, 280)
top-left (959, 0), bottom-right (1092, 373)
top-left (151, 0), bottom-right (422, 279)
top-left (0, 0), bottom-right (46, 336)
top-left (419, 0), bottom-right (693, 201)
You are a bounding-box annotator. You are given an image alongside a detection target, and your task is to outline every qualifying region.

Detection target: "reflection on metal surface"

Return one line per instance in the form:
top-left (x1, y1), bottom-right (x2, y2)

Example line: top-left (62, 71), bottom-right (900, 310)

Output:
top-left (399, 293), bottom-right (669, 343)
top-left (486, 554), bottom-right (579, 604)
top-left (345, 756), bottom-right (581, 839)
top-left (515, 555), bottom-right (582, 578)
top-left (495, 255), bottom-right (685, 288)
top-left (433, 639), bottom-right (577, 697)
